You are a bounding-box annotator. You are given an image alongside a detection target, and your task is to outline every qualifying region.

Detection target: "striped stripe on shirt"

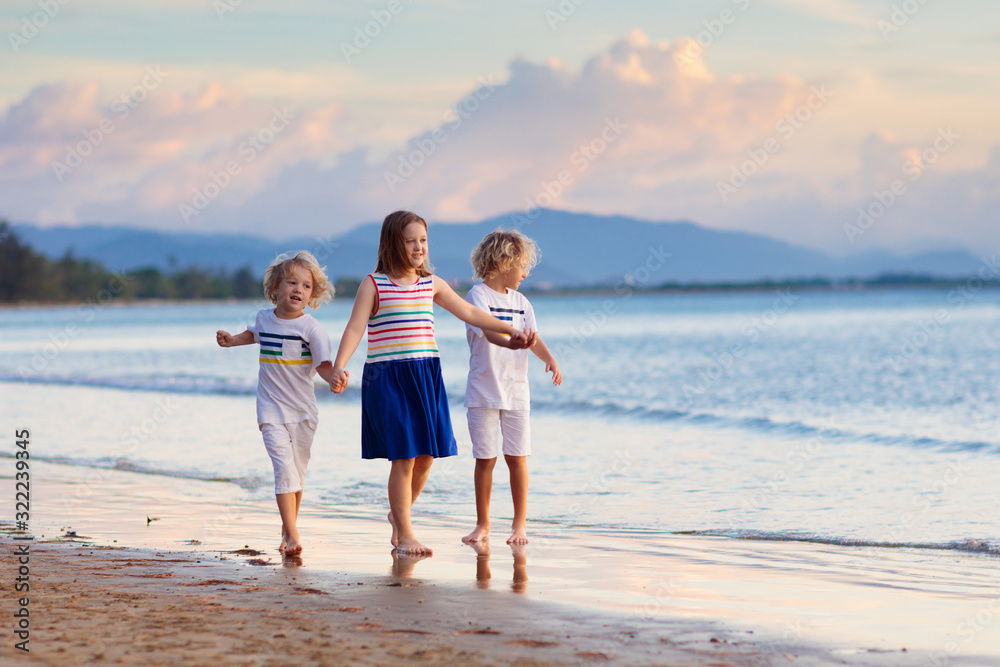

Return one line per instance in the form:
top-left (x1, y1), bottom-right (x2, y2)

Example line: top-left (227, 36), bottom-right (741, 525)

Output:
top-left (365, 273), bottom-right (439, 362)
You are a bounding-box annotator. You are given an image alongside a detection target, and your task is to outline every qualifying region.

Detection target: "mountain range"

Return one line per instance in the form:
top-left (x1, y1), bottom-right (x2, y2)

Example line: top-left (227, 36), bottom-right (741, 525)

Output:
top-left (13, 210), bottom-right (984, 287)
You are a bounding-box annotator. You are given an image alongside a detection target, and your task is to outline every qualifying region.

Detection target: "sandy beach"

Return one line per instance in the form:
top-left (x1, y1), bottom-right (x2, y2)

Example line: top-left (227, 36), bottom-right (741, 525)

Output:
top-left (2, 462), bottom-right (997, 666)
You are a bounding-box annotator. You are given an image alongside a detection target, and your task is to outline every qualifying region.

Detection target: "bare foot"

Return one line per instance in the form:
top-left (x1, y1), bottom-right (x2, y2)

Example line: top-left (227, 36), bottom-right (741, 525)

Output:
top-left (394, 537), bottom-right (433, 555)
top-left (284, 532), bottom-right (303, 555)
top-left (279, 528), bottom-right (287, 554)
top-left (507, 524), bottom-right (528, 545)
top-left (462, 523), bottom-right (490, 543)
top-left (387, 511), bottom-right (398, 548)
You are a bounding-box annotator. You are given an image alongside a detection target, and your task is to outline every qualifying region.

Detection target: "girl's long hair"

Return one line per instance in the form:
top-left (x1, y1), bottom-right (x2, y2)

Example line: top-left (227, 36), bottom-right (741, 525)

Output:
top-left (375, 210), bottom-right (434, 277)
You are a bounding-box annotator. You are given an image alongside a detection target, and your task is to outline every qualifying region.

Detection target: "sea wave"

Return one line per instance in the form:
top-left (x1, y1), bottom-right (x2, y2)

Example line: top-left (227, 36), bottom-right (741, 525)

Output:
top-left (678, 529), bottom-right (1000, 556)
top-left (0, 451), bottom-right (270, 491)
top-left (4, 373), bottom-right (997, 456)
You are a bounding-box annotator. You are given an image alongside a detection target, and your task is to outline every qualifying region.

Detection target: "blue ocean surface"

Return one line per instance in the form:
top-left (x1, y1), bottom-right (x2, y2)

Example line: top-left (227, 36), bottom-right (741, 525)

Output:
top-left (2, 286), bottom-right (998, 554)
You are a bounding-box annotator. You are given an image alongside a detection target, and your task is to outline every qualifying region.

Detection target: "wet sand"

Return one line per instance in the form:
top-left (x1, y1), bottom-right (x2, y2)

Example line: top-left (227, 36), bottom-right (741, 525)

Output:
top-left (1, 462), bottom-right (997, 665)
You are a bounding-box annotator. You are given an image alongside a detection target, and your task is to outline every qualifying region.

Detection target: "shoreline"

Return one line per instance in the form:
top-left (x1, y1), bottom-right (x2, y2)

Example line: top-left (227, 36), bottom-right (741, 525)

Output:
top-left (2, 279), bottom-right (998, 310)
top-left (2, 464), bottom-right (998, 665)
top-left (0, 535), bottom-right (849, 667)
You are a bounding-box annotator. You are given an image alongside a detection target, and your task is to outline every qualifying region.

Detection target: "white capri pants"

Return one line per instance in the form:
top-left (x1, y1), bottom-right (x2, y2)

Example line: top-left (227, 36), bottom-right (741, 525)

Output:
top-left (260, 420), bottom-right (316, 495)
top-left (467, 408), bottom-right (531, 459)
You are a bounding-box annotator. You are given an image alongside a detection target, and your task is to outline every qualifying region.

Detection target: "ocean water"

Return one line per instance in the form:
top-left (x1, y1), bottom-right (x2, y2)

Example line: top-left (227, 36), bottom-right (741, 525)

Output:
top-left (2, 286), bottom-right (999, 556)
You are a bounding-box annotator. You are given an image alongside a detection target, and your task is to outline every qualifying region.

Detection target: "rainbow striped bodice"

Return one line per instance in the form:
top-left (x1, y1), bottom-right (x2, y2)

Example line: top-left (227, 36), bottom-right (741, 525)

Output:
top-left (365, 273), bottom-right (440, 363)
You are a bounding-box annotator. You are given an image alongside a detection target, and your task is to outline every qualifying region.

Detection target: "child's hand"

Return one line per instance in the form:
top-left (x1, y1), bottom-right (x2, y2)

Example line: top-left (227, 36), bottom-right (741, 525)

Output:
top-left (330, 369), bottom-right (349, 393)
top-left (506, 329), bottom-right (537, 350)
top-left (546, 362), bottom-right (562, 386)
top-left (216, 330), bottom-right (233, 347)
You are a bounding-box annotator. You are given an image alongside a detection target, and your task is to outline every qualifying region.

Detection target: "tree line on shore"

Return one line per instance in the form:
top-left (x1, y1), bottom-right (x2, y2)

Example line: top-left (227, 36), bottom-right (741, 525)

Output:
top-left (0, 221), bottom-right (263, 303)
top-left (2, 220), bottom-right (993, 304)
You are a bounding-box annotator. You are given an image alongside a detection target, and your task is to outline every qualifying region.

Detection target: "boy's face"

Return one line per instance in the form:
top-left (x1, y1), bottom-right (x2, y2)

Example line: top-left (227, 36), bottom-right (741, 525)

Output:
top-left (275, 265), bottom-right (314, 318)
top-left (498, 258), bottom-right (529, 292)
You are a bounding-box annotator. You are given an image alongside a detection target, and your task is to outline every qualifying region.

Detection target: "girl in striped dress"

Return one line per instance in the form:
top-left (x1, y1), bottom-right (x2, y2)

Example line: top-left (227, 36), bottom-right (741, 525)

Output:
top-left (331, 211), bottom-right (535, 555)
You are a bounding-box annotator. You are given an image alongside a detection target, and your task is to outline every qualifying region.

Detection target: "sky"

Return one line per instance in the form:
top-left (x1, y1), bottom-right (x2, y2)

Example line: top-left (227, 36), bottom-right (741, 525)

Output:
top-left (0, 0), bottom-right (997, 256)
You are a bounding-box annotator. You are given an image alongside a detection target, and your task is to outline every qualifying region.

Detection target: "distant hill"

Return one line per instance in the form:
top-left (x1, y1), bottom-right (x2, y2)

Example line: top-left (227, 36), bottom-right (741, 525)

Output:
top-left (13, 210), bottom-right (983, 287)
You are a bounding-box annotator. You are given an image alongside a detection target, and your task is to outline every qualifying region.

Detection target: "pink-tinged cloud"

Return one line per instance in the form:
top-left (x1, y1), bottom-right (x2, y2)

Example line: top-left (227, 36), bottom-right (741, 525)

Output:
top-left (0, 29), bottom-right (996, 252)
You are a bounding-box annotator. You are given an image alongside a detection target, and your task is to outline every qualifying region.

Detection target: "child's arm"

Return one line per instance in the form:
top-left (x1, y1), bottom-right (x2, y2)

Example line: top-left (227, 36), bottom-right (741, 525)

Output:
top-left (315, 360), bottom-right (337, 388)
top-left (217, 329), bottom-right (255, 347)
top-left (329, 278), bottom-right (377, 393)
top-left (433, 277), bottom-right (536, 349)
top-left (530, 337), bottom-right (562, 386)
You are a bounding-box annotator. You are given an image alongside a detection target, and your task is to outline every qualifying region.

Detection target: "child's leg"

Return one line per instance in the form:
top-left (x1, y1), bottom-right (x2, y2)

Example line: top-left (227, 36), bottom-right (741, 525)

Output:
top-left (463, 407), bottom-right (500, 543)
top-left (260, 422), bottom-right (310, 554)
top-left (409, 454), bottom-right (433, 504)
top-left (462, 458), bottom-right (496, 543)
top-left (500, 410), bottom-right (531, 544)
top-left (386, 455), bottom-right (433, 548)
top-left (505, 455), bottom-right (529, 544)
top-left (388, 457), bottom-right (433, 554)
top-left (275, 492), bottom-right (301, 552)
top-left (283, 420), bottom-right (315, 555)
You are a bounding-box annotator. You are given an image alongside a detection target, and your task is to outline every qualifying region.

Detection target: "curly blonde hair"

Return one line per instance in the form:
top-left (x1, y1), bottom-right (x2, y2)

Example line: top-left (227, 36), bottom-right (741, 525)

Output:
top-left (470, 229), bottom-right (539, 281)
top-left (263, 251), bottom-right (333, 309)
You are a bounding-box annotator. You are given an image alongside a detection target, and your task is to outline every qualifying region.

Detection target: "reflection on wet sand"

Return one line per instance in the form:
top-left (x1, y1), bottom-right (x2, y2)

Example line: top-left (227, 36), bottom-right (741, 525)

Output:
top-left (466, 540), bottom-right (529, 593)
top-left (391, 549), bottom-right (432, 578)
top-left (282, 553), bottom-right (304, 567)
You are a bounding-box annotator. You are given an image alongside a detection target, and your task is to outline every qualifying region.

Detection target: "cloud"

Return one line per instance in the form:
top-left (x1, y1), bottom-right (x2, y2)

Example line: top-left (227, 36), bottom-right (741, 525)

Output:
top-left (231, 30), bottom-right (818, 231)
top-left (0, 29), bottom-right (996, 253)
top-left (0, 78), bottom-right (356, 228)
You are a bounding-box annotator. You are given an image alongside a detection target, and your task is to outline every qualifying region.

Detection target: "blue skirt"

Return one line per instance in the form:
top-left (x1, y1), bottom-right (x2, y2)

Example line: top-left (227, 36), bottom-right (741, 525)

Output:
top-left (361, 357), bottom-right (458, 460)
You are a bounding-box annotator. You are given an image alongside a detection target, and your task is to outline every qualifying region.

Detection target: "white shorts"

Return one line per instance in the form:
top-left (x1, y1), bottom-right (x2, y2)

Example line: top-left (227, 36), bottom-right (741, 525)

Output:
top-left (260, 420), bottom-right (317, 495)
top-left (467, 408), bottom-right (530, 459)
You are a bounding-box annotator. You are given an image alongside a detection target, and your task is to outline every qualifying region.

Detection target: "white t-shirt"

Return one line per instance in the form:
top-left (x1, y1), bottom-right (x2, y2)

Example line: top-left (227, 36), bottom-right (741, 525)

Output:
top-left (250, 309), bottom-right (332, 425)
top-left (464, 283), bottom-right (537, 411)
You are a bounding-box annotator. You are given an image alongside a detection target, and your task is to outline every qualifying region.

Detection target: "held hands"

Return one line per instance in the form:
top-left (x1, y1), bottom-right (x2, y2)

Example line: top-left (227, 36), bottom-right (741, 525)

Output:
top-left (506, 328), bottom-right (538, 350)
top-left (329, 369), bottom-right (349, 393)
top-left (216, 330), bottom-right (234, 347)
top-left (546, 362), bottom-right (563, 386)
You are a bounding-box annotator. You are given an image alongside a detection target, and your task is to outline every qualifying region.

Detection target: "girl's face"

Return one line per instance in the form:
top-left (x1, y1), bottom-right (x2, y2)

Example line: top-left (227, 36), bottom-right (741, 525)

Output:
top-left (401, 222), bottom-right (428, 272)
top-left (274, 265), bottom-right (313, 318)
top-left (498, 258), bottom-right (529, 292)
